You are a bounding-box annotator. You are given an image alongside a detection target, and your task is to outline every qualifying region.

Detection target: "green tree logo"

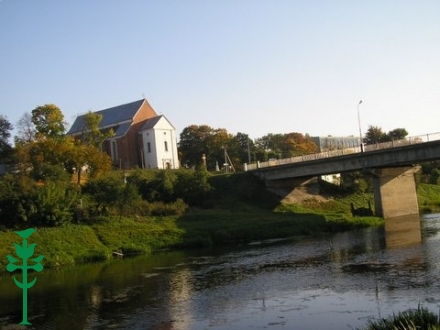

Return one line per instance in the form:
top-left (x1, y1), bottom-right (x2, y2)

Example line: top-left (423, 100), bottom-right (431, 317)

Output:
top-left (6, 228), bottom-right (44, 325)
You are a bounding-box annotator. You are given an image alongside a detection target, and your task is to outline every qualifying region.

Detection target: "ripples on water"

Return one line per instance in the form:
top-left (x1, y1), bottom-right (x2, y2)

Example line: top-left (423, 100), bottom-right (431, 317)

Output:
top-left (1, 214), bottom-right (440, 329)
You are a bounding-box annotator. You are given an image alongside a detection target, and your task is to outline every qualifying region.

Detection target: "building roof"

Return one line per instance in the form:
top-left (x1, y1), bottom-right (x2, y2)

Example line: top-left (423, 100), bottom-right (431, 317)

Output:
top-left (67, 99), bottom-right (146, 136)
top-left (139, 115), bottom-right (176, 131)
top-left (138, 115), bottom-right (163, 131)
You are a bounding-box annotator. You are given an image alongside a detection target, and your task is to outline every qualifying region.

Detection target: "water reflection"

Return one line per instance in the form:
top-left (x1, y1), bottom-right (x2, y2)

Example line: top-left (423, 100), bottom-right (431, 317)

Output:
top-left (0, 214), bottom-right (439, 330)
top-left (385, 213), bottom-right (422, 248)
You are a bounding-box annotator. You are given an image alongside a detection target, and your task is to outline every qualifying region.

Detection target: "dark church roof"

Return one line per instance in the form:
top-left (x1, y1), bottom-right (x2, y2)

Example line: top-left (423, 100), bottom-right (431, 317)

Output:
top-left (67, 99), bottom-right (145, 137)
top-left (139, 115), bottom-right (176, 131)
top-left (139, 115), bottom-right (163, 131)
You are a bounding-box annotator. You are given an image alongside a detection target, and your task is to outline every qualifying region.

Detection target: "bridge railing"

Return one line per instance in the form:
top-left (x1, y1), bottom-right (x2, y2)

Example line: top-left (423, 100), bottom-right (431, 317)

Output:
top-left (245, 132), bottom-right (440, 171)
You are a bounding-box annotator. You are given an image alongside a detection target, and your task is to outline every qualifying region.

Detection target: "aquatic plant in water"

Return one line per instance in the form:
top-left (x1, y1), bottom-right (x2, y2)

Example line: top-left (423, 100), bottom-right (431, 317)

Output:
top-left (359, 305), bottom-right (440, 330)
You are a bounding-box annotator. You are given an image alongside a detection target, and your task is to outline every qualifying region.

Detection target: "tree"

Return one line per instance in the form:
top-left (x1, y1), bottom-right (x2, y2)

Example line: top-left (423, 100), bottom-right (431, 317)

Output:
top-left (281, 132), bottom-right (317, 157)
top-left (15, 113), bottom-right (36, 144)
top-left (82, 143), bottom-right (112, 178)
top-left (64, 137), bottom-right (112, 183)
top-left (254, 133), bottom-right (284, 160)
top-left (228, 132), bottom-right (254, 170)
top-left (387, 128), bottom-right (408, 141)
top-left (0, 115), bottom-right (13, 158)
top-left (64, 111), bottom-right (114, 183)
top-left (179, 125), bottom-right (232, 170)
top-left (254, 132), bottom-right (317, 160)
top-left (363, 126), bottom-right (387, 145)
top-left (31, 104), bottom-right (66, 139)
top-left (79, 111), bottom-right (114, 148)
top-left (364, 126), bottom-right (409, 145)
top-left (27, 137), bottom-right (73, 181)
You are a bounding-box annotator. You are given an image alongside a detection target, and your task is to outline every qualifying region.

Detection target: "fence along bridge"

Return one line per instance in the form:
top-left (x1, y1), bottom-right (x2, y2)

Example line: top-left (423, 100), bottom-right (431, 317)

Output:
top-left (245, 132), bottom-right (440, 220)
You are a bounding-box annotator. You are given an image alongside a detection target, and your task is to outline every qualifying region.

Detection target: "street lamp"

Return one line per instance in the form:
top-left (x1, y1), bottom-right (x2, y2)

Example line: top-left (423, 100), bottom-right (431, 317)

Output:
top-left (357, 100), bottom-right (363, 152)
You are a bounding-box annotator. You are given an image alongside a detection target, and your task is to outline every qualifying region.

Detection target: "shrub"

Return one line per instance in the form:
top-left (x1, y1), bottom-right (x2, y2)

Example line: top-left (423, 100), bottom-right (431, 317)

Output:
top-left (28, 182), bottom-right (80, 226)
top-left (35, 163), bottom-right (71, 184)
top-left (149, 199), bottom-right (188, 216)
top-left (429, 168), bottom-right (440, 185)
top-left (128, 168), bottom-right (212, 207)
top-left (175, 167), bottom-right (212, 206)
top-left (0, 174), bottom-right (37, 227)
top-left (82, 172), bottom-right (143, 218)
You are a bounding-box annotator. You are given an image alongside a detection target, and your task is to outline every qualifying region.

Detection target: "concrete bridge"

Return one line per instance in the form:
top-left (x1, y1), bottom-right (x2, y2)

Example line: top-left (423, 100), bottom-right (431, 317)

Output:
top-left (245, 132), bottom-right (440, 220)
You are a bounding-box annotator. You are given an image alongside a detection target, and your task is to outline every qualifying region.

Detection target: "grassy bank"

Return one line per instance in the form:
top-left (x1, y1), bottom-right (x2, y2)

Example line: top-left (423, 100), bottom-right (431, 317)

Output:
top-left (418, 183), bottom-right (440, 213)
top-left (0, 204), bottom-right (381, 270)
top-left (1, 174), bottom-right (439, 271)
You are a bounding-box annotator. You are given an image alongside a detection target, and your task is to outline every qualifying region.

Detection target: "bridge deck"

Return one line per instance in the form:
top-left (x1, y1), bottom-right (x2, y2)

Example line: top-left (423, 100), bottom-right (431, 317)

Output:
top-left (246, 132), bottom-right (440, 173)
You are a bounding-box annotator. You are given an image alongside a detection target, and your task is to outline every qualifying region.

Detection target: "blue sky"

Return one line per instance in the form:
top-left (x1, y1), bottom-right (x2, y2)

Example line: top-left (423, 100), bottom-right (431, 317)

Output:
top-left (1, 1), bottom-right (439, 141)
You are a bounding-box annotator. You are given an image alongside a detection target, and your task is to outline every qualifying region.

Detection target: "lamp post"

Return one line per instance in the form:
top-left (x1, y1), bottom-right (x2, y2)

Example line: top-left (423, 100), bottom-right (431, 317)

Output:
top-left (357, 100), bottom-right (363, 152)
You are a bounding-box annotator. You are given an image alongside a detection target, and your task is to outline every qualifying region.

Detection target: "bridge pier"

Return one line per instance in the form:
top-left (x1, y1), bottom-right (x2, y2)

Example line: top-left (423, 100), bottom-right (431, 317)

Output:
top-left (372, 166), bottom-right (421, 219)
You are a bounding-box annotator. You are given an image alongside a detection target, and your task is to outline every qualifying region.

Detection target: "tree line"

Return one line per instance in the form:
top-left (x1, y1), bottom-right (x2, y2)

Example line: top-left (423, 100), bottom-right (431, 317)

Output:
top-left (0, 105), bottom-right (214, 228)
top-left (178, 125), bottom-right (318, 171)
top-left (0, 103), bottom-right (438, 229)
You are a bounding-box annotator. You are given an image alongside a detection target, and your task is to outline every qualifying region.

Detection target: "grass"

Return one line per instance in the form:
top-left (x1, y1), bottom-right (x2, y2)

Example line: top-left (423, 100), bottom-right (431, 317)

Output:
top-left (359, 305), bottom-right (440, 330)
top-left (0, 225), bottom-right (110, 268)
top-left (418, 183), bottom-right (440, 213)
top-left (90, 216), bottom-right (185, 254)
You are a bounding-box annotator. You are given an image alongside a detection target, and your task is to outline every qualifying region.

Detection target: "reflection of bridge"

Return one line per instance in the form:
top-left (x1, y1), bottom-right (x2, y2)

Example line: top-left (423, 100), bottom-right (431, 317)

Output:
top-left (245, 132), bottom-right (440, 220)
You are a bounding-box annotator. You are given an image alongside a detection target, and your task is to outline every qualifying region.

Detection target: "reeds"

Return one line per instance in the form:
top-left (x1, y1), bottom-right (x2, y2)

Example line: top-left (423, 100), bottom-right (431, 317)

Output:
top-left (360, 305), bottom-right (440, 330)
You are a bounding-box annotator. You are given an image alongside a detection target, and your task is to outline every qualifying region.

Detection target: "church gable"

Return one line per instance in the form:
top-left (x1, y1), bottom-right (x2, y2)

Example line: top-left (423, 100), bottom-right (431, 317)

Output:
top-left (67, 99), bottom-right (178, 170)
top-left (139, 116), bottom-right (179, 170)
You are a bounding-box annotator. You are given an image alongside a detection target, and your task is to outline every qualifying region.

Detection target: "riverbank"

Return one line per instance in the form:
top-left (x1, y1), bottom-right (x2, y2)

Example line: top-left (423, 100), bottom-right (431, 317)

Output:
top-left (0, 204), bottom-right (381, 270)
top-left (1, 176), bottom-right (439, 271)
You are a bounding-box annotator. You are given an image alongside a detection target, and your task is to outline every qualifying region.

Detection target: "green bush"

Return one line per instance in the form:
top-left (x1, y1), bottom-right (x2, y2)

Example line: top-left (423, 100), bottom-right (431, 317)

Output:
top-left (429, 168), bottom-right (440, 184)
top-left (0, 174), bottom-right (79, 227)
top-left (82, 172), bottom-right (142, 218)
top-left (35, 163), bottom-right (72, 183)
top-left (28, 182), bottom-right (80, 226)
top-left (82, 173), bottom-right (124, 215)
top-left (148, 199), bottom-right (188, 216)
top-left (0, 174), bottom-right (32, 226)
top-left (127, 168), bottom-right (212, 207)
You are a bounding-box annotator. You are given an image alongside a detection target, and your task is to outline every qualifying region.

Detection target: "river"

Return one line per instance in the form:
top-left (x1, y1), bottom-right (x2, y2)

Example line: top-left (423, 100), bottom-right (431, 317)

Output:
top-left (1, 214), bottom-right (440, 330)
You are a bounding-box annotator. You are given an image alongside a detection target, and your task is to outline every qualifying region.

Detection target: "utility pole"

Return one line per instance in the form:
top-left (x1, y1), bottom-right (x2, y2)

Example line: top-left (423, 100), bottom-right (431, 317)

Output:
top-left (357, 100), bottom-right (363, 152)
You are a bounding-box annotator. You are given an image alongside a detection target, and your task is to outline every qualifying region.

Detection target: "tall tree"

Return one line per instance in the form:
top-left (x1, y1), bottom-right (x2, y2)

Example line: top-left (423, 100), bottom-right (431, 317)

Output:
top-left (364, 126), bottom-right (409, 145)
top-left (179, 125), bottom-right (232, 169)
top-left (31, 104), bottom-right (66, 139)
top-left (254, 133), bottom-right (285, 160)
top-left (15, 112), bottom-right (36, 144)
top-left (228, 132), bottom-right (254, 167)
top-left (281, 132), bottom-right (317, 157)
top-left (387, 128), bottom-right (408, 141)
top-left (254, 132), bottom-right (316, 160)
top-left (0, 115), bottom-right (13, 159)
top-left (363, 126), bottom-right (387, 145)
top-left (79, 111), bottom-right (114, 148)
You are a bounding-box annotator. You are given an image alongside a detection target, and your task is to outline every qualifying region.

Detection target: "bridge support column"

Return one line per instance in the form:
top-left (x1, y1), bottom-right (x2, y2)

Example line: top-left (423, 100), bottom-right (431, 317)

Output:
top-left (373, 166), bottom-right (421, 218)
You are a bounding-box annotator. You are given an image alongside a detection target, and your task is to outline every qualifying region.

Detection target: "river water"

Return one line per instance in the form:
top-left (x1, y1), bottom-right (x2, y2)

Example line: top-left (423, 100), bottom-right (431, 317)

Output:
top-left (1, 214), bottom-right (440, 330)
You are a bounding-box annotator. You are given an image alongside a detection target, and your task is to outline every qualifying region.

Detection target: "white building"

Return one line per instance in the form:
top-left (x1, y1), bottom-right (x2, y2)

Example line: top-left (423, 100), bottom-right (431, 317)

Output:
top-left (139, 115), bottom-right (179, 169)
